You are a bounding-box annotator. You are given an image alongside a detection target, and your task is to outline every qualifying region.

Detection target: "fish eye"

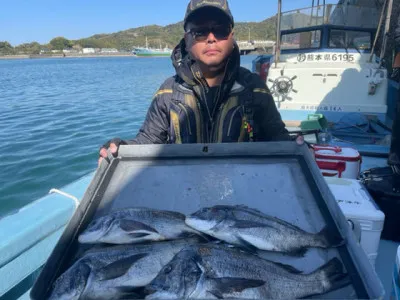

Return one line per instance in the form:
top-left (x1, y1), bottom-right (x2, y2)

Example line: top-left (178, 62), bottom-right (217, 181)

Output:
top-left (164, 266), bottom-right (172, 274)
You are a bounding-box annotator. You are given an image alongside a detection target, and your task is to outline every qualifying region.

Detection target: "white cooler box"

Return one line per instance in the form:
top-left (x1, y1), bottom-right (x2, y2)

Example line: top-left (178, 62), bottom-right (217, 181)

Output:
top-left (313, 146), bottom-right (362, 179)
top-left (325, 177), bottom-right (385, 266)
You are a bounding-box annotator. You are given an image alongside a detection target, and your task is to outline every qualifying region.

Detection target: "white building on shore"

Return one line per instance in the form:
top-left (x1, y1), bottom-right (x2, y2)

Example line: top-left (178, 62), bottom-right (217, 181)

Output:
top-left (82, 48), bottom-right (95, 54)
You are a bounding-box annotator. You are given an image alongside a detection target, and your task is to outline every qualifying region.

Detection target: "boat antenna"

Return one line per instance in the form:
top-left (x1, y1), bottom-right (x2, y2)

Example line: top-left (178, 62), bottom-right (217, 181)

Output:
top-left (379, 0), bottom-right (394, 67)
top-left (369, 0), bottom-right (388, 62)
top-left (311, 0), bottom-right (315, 26)
top-left (275, 0), bottom-right (282, 68)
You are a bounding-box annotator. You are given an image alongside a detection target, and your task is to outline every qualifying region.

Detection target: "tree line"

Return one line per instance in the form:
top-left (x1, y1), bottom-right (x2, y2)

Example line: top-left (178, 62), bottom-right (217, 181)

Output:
top-left (0, 20), bottom-right (277, 55)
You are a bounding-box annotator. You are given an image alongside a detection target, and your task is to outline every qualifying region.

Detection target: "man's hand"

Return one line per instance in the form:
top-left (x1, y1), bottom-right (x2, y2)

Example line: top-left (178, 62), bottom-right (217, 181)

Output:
top-left (98, 138), bottom-right (128, 166)
top-left (296, 135), bottom-right (305, 145)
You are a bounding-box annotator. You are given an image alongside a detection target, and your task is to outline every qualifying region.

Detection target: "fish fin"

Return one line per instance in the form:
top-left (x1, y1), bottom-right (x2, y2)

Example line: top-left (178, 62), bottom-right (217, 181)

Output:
top-left (177, 231), bottom-right (211, 242)
top-left (210, 277), bottom-right (265, 295)
top-left (272, 261), bottom-right (304, 274)
top-left (97, 253), bottom-right (148, 281)
top-left (317, 226), bottom-right (346, 248)
top-left (288, 247), bottom-right (308, 257)
top-left (208, 290), bottom-right (224, 299)
top-left (235, 236), bottom-right (259, 253)
top-left (119, 219), bottom-right (158, 234)
top-left (233, 206), bottom-right (308, 232)
top-left (128, 232), bottom-right (151, 238)
top-left (311, 258), bottom-right (352, 293)
top-left (233, 220), bottom-right (274, 229)
top-left (115, 286), bottom-right (146, 299)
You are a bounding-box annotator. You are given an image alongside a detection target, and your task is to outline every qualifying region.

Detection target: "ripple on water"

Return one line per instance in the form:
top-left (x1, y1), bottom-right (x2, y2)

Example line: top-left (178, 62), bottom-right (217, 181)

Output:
top-left (0, 55), bottom-right (258, 216)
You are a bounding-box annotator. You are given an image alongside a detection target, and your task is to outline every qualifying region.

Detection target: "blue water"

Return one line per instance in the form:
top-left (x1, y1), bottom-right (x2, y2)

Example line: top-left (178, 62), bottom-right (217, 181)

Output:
top-left (0, 55), bottom-right (257, 216)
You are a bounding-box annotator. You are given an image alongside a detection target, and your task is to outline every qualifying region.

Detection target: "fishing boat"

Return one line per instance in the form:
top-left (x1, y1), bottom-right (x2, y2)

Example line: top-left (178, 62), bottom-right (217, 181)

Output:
top-left (132, 37), bottom-right (172, 57)
top-left (1, 0), bottom-right (400, 299)
top-left (253, 0), bottom-right (397, 155)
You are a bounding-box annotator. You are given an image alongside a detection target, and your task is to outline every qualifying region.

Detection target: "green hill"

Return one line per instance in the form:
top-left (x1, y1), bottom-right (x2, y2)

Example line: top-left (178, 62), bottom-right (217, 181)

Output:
top-left (75, 18), bottom-right (277, 50)
top-left (0, 17), bottom-right (277, 55)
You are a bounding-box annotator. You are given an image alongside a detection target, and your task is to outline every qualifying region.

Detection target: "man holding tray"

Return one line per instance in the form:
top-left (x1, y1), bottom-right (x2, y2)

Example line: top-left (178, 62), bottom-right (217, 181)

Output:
top-left (99, 0), bottom-right (300, 164)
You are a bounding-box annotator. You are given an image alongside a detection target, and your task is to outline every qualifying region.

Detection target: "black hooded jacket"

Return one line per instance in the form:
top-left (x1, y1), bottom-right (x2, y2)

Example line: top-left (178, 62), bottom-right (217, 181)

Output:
top-left (129, 39), bottom-right (290, 144)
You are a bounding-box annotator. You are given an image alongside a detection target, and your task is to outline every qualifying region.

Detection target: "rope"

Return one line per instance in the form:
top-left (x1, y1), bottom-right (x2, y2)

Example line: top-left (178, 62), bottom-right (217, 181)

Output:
top-left (49, 189), bottom-right (79, 209)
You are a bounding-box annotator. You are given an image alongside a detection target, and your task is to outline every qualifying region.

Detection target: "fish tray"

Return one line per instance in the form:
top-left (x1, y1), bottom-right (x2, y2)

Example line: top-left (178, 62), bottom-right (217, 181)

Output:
top-left (31, 142), bottom-right (384, 299)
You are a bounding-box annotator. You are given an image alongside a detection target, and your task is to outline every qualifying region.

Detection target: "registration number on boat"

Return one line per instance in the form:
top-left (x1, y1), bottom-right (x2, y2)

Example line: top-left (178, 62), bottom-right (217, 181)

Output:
top-left (297, 53), bottom-right (355, 62)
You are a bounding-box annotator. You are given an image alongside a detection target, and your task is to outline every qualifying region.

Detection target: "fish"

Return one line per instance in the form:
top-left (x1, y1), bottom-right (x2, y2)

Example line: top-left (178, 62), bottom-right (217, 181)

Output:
top-left (48, 238), bottom-right (203, 300)
top-left (185, 205), bottom-right (343, 255)
top-left (146, 244), bottom-right (351, 299)
top-left (78, 207), bottom-right (205, 244)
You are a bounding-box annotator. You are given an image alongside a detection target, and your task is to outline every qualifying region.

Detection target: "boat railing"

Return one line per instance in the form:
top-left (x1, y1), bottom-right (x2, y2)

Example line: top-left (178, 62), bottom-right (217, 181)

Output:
top-left (281, 4), bottom-right (382, 31)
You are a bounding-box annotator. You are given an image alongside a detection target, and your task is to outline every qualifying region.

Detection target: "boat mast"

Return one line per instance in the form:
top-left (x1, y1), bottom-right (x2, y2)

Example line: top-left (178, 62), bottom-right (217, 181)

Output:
top-left (380, 0), bottom-right (394, 66)
top-left (275, 0), bottom-right (282, 67)
top-left (369, 0), bottom-right (388, 62)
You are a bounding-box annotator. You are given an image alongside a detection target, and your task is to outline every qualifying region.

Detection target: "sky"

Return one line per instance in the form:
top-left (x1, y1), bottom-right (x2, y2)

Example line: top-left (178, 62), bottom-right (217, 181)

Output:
top-left (0, 0), bottom-right (336, 46)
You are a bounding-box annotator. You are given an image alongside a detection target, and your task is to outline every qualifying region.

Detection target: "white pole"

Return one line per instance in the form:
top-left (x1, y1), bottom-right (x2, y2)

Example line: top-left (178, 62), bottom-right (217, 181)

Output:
top-left (275, 0), bottom-right (282, 68)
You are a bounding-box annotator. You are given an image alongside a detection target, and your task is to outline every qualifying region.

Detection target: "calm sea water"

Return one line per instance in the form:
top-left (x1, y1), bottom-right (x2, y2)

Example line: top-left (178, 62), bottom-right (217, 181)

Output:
top-left (0, 55), bottom-right (257, 216)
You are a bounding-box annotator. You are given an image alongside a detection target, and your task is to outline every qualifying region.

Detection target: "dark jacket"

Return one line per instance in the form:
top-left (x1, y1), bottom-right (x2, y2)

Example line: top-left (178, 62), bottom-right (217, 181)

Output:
top-left (129, 39), bottom-right (290, 144)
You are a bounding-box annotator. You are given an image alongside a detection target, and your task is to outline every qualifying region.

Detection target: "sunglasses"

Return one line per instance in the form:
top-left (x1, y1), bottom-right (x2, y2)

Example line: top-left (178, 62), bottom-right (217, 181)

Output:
top-left (186, 24), bottom-right (232, 42)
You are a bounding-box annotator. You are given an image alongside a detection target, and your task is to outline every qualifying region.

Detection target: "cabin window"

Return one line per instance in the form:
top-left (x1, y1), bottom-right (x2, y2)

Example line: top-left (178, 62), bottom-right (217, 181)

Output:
top-left (329, 30), bottom-right (371, 50)
top-left (281, 30), bottom-right (321, 50)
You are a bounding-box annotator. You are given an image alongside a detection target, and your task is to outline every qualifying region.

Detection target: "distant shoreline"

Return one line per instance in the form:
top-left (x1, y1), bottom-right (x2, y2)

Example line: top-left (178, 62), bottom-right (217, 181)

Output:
top-left (0, 53), bottom-right (137, 60)
top-left (0, 51), bottom-right (266, 60)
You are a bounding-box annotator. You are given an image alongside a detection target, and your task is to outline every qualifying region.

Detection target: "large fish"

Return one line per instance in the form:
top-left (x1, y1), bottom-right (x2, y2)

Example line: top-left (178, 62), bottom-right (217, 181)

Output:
top-left (78, 207), bottom-right (204, 244)
top-left (185, 205), bottom-right (343, 255)
top-left (49, 238), bottom-right (202, 300)
top-left (146, 244), bottom-right (351, 299)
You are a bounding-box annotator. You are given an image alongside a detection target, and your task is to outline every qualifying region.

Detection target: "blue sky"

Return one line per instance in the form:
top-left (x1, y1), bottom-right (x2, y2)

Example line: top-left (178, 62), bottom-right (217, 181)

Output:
top-left (1, 0), bottom-right (336, 46)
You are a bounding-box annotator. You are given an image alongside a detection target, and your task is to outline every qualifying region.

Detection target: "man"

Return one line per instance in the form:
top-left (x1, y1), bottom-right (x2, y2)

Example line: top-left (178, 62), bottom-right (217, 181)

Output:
top-left (99, 0), bottom-right (292, 164)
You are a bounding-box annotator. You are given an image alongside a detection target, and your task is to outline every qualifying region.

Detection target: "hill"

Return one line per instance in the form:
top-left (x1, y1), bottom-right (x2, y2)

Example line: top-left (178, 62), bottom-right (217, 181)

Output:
top-left (74, 18), bottom-right (277, 50)
top-left (0, 17), bottom-right (277, 55)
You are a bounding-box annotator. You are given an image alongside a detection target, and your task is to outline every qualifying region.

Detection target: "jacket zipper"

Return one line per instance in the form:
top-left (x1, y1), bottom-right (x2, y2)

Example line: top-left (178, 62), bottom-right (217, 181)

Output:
top-left (177, 103), bottom-right (192, 135)
top-left (227, 106), bottom-right (242, 137)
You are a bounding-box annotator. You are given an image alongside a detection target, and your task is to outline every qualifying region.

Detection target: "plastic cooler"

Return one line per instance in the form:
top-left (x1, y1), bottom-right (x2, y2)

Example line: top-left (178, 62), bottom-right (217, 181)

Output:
top-left (313, 146), bottom-right (362, 179)
top-left (30, 143), bottom-right (384, 300)
top-left (325, 177), bottom-right (385, 267)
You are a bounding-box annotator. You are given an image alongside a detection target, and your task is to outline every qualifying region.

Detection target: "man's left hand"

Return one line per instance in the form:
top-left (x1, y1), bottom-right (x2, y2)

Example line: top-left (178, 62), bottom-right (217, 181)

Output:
top-left (296, 135), bottom-right (305, 145)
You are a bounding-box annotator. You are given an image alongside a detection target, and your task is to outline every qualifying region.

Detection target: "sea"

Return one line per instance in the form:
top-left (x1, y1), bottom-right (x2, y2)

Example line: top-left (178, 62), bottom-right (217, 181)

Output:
top-left (0, 55), bottom-right (258, 216)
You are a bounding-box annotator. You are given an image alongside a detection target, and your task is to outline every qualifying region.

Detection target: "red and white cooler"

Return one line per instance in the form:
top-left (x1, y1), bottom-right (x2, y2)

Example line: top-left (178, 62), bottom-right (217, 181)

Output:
top-left (313, 145), bottom-right (362, 179)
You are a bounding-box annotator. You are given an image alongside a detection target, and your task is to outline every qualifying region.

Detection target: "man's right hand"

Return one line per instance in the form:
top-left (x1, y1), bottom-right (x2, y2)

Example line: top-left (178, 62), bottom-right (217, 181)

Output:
top-left (98, 138), bottom-right (128, 166)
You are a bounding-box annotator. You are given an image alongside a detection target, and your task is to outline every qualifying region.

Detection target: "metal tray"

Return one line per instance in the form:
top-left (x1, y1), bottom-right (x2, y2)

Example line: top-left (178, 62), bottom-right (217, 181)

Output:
top-left (30, 142), bottom-right (385, 299)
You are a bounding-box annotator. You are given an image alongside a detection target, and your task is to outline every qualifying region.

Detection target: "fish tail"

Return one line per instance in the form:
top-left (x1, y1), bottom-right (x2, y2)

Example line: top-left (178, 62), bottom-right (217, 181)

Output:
top-left (316, 226), bottom-right (346, 248)
top-left (313, 258), bottom-right (352, 293)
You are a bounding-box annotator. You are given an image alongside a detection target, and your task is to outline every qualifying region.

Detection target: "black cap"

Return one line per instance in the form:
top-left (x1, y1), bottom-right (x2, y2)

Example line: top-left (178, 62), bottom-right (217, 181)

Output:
top-left (184, 0), bottom-right (234, 29)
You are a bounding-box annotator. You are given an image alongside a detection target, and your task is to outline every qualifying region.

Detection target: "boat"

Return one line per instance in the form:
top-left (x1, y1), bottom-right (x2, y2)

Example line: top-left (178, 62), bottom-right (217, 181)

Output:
top-left (252, 0), bottom-right (397, 157)
top-left (1, 0), bottom-right (400, 299)
top-left (132, 36), bottom-right (172, 57)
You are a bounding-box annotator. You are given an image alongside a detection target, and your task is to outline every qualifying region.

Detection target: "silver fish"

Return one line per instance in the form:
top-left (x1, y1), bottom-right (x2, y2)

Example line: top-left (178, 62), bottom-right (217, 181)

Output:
top-left (147, 244), bottom-right (351, 299)
top-left (49, 238), bottom-right (202, 300)
top-left (185, 205), bottom-right (343, 255)
top-left (78, 207), bottom-right (203, 244)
